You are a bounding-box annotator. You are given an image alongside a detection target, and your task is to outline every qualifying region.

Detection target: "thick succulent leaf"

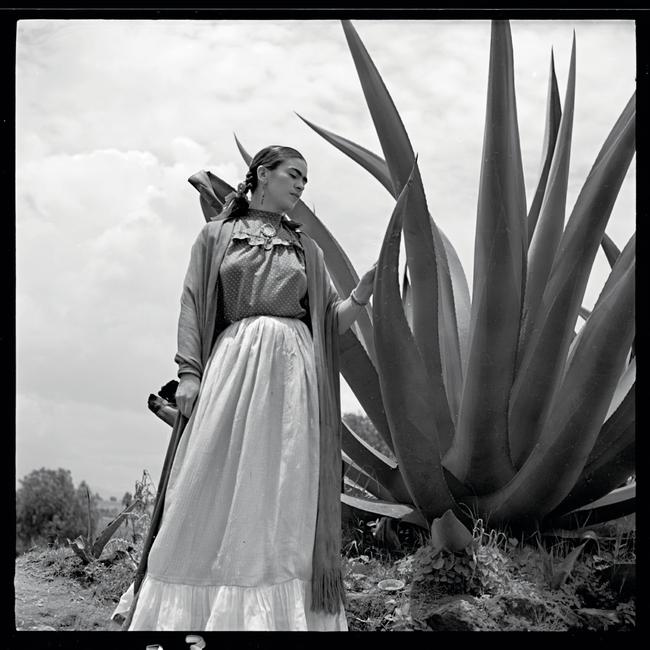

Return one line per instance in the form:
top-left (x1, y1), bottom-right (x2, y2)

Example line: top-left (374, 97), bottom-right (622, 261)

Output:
top-left (342, 455), bottom-right (397, 502)
top-left (599, 231), bottom-right (635, 362)
top-left (440, 229), bottom-right (471, 378)
top-left (578, 306), bottom-right (591, 321)
top-left (341, 19), bottom-right (415, 194)
top-left (401, 267), bottom-right (413, 329)
top-left (341, 420), bottom-right (412, 503)
top-left (592, 92), bottom-right (636, 170)
top-left (564, 233), bottom-right (635, 378)
top-left (430, 509), bottom-right (473, 553)
top-left (507, 97), bottom-right (636, 467)
top-left (296, 112), bottom-right (394, 193)
top-left (476, 260), bottom-right (635, 525)
top-left (91, 499), bottom-right (141, 558)
top-left (562, 359), bottom-right (635, 512)
top-left (340, 20), bottom-right (464, 429)
top-left (232, 135), bottom-right (376, 363)
top-left (523, 36), bottom-right (576, 347)
top-left (549, 483), bottom-right (635, 529)
top-left (604, 357), bottom-right (635, 422)
top-left (553, 392), bottom-right (634, 516)
top-left (443, 21), bottom-right (526, 492)
top-left (339, 329), bottom-right (393, 453)
top-left (340, 493), bottom-right (429, 529)
top-left (528, 48), bottom-right (562, 245)
top-left (188, 170), bottom-right (230, 221)
top-left (601, 231), bottom-right (621, 268)
top-left (373, 161), bottom-right (460, 522)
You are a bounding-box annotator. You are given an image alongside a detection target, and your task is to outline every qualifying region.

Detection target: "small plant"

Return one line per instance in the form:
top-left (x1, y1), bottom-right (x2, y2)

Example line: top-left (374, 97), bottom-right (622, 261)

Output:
top-left (66, 470), bottom-right (155, 565)
top-left (411, 509), bottom-right (510, 596)
top-left (534, 530), bottom-right (597, 590)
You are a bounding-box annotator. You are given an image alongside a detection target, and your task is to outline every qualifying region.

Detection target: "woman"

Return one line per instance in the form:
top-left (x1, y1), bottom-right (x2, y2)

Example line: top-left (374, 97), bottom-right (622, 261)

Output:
top-left (112, 145), bottom-right (376, 631)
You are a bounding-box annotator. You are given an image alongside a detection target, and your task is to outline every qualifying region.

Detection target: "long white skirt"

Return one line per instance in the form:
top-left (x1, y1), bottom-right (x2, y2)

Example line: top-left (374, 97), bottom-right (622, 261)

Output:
top-left (112, 315), bottom-right (348, 631)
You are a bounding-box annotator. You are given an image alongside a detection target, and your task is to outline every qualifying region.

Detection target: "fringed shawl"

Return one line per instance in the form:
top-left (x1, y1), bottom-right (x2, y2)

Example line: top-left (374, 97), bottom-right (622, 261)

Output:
top-left (123, 215), bottom-right (346, 628)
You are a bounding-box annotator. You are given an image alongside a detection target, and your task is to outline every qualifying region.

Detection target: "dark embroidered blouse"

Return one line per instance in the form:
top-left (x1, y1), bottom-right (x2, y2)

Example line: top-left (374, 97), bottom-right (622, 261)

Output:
top-left (218, 208), bottom-right (308, 325)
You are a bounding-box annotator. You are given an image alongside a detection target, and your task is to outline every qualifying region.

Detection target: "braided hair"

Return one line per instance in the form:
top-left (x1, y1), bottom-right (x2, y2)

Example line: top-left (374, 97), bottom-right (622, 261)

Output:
top-left (217, 145), bottom-right (306, 220)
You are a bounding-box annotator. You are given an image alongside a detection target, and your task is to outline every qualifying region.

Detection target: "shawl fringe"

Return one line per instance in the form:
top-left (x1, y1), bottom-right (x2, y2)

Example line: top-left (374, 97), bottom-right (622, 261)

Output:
top-left (310, 566), bottom-right (347, 614)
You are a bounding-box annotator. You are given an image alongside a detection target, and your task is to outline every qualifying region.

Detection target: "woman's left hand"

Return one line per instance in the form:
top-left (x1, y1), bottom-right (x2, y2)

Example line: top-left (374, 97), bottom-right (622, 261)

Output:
top-left (355, 261), bottom-right (378, 302)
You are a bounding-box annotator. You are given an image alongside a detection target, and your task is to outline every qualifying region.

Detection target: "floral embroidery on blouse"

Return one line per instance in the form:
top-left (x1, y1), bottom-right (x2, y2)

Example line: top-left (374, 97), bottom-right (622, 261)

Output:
top-left (231, 209), bottom-right (304, 251)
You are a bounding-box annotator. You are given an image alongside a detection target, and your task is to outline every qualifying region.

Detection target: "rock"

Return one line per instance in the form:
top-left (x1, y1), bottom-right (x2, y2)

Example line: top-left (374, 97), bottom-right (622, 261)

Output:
top-left (575, 608), bottom-right (622, 631)
top-left (491, 593), bottom-right (547, 620)
top-left (422, 595), bottom-right (499, 631)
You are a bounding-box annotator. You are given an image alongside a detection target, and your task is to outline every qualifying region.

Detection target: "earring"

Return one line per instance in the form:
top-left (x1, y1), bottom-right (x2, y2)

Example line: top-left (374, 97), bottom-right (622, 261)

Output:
top-left (261, 183), bottom-right (266, 206)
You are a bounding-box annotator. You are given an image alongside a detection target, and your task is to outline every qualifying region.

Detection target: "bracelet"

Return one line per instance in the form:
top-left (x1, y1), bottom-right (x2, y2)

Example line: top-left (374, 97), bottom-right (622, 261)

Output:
top-left (350, 289), bottom-right (369, 307)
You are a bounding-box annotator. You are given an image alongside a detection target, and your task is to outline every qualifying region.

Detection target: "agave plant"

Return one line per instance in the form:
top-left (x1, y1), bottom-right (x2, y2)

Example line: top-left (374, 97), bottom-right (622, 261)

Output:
top-left (181, 19), bottom-right (634, 532)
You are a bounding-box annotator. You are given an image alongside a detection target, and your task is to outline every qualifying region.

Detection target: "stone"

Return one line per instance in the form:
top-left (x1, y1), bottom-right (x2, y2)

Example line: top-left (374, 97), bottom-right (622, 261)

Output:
top-left (422, 595), bottom-right (499, 631)
top-left (575, 608), bottom-right (622, 631)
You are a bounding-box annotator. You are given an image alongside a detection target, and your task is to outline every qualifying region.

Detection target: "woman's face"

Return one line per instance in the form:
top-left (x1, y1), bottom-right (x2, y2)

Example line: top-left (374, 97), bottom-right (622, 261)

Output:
top-left (259, 157), bottom-right (308, 213)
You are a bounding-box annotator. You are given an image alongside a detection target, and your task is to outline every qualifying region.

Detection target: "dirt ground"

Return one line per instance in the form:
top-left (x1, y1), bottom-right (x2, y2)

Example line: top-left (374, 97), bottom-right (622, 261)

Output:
top-left (14, 552), bottom-right (121, 631)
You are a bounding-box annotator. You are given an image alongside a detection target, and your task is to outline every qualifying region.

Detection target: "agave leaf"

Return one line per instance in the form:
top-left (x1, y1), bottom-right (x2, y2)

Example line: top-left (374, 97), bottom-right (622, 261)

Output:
top-left (342, 455), bottom-right (397, 502)
top-left (373, 159), bottom-right (460, 522)
top-left (553, 382), bottom-right (634, 516)
top-left (507, 97), bottom-right (636, 466)
top-left (440, 230), bottom-right (471, 378)
top-left (188, 170), bottom-right (229, 221)
top-left (341, 493), bottom-right (429, 529)
top-left (91, 499), bottom-right (141, 559)
top-left (564, 233), bottom-right (635, 379)
top-left (401, 266), bottom-right (413, 329)
top-left (341, 19), bottom-right (415, 194)
top-left (338, 328), bottom-right (393, 451)
top-left (430, 509), bottom-right (473, 553)
top-left (592, 92), bottom-right (636, 170)
top-left (522, 35), bottom-right (576, 352)
top-left (550, 540), bottom-right (589, 589)
top-left (295, 112), bottom-right (394, 193)
top-left (578, 306), bottom-right (591, 321)
top-left (556, 438), bottom-right (634, 520)
top-left (444, 21), bottom-right (526, 492)
top-left (599, 231), bottom-right (636, 362)
top-left (340, 20), bottom-right (464, 433)
top-left (553, 483), bottom-right (636, 529)
top-left (476, 260), bottom-right (635, 525)
top-left (604, 357), bottom-right (635, 422)
top-left (571, 482), bottom-right (635, 513)
top-left (601, 231), bottom-right (621, 268)
top-left (528, 48), bottom-right (563, 245)
top-left (341, 420), bottom-right (412, 503)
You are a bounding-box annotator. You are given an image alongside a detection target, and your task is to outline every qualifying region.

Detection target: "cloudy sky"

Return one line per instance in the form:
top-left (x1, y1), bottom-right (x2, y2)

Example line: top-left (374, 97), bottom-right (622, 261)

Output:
top-left (16, 18), bottom-right (635, 499)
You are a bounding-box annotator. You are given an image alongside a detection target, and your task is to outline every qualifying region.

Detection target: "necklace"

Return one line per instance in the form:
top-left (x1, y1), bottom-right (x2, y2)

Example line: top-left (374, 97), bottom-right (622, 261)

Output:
top-left (247, 208), bottom-right (284, 250)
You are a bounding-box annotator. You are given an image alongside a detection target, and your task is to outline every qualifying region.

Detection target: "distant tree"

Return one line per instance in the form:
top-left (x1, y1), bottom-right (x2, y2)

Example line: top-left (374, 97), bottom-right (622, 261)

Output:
top-left (110, 496), bottom-right (117, 502)
top-left (342, 412), bottom-right (394, 460)
top-left (16, 468), bottom-right (100, 554)
top-left (122, 492), bottom-right (133, 508)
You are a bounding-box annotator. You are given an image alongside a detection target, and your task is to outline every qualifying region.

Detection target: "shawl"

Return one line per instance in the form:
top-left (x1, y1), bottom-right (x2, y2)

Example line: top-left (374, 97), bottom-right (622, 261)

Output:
top-left (122, 206), bottom-right (346, 628)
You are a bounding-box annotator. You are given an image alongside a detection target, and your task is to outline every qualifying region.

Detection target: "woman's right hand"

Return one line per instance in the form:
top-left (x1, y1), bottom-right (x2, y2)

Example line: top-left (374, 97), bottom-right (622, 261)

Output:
top-left (176, 375), bottom-right (201, 418)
